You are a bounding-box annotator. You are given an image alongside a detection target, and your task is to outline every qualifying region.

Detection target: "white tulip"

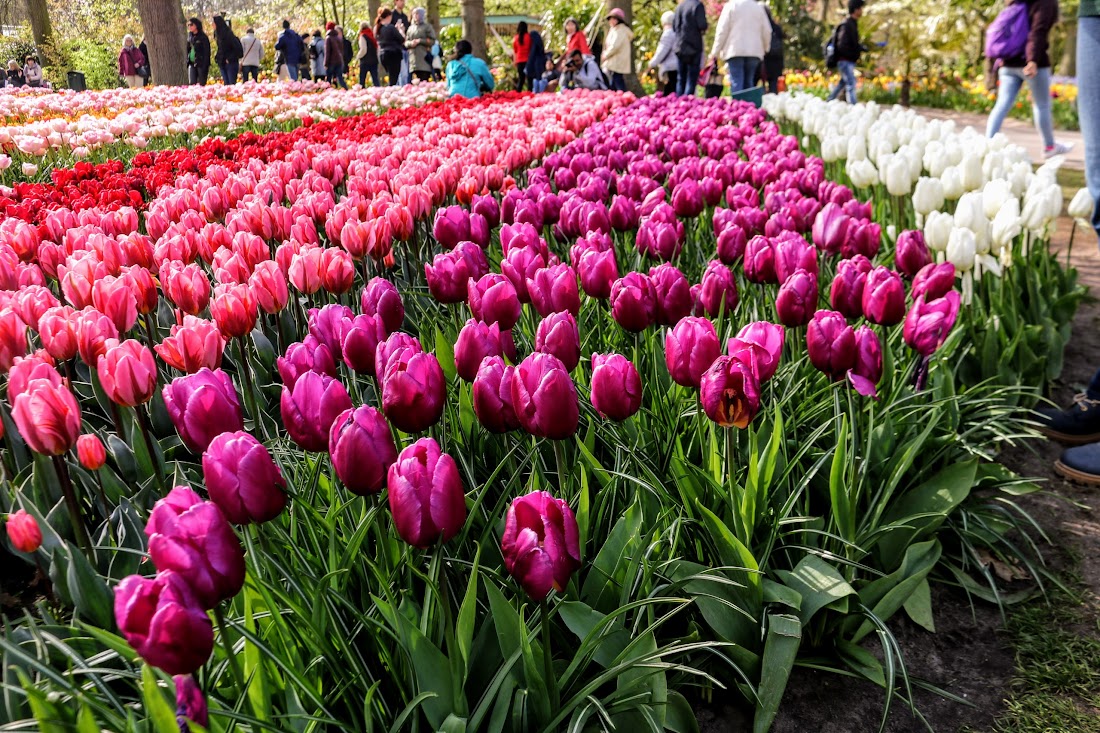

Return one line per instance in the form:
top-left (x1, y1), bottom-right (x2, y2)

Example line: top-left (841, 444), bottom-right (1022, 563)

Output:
top-left (960, 153), bottom-right (984, 192)
top-left (924, 210), bottom-right (954, 252)
top-left (978, 253), bottom-right (1003, 278)
top-left (1021, 191), bottom-right (1051, 232)
top-left (991, 198), bottom-right (1022, 249)
top-left (946, 227), bottom-right (977, 272)
top-left (1068, 187), bottom-right (1095, 225)
top-left (923, 141), bottom-right (948, 177)
top-left (912, 177), bottom-right (945, 216)
top-left (847, 158), bottom-right (879, 189)
top-left (981, 179), bottom-right (1013, 220)
top-left (885, 157), bottom-right (914, 196)
top-left (1007, 162), bottom-right (1032, 198)
top-left (941, 166), bottom-right (965, 200)
top-left (847, 136), bottom-right (867, 162)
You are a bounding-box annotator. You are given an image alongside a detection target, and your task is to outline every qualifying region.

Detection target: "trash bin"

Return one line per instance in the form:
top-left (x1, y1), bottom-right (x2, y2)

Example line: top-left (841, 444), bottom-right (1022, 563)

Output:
top-left (67, 71), bottom-right (86, 92)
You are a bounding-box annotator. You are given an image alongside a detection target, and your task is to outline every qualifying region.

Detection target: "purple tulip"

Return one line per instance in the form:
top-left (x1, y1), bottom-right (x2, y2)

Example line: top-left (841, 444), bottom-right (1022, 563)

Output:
top-left (329, 405), bottom-right (398, 495)
top-left (145, 486), bottom-right (246, 609)
top-left (904, 292), bottom-right (961, 356)
top-left (910, 262), bottom-right (956, 302)
top-left (174, 674), bottom-right (209, 729)
top-left (829, 255), bottom-right (872, 319)
top-left (277, 336), bottom-right (338, 387)
top-left (773, 232), bottom-right (819, 283)
top-left (665, 316), bottom-right (721, 388)
top-left (382, 349), bottom-right (447, 433)
top-left (425, 250), bottom-right (473, 304)
top-left (280, 371), bottom-right (352, 452)
top-left (388, 438), bottom-right (467, 548)
top-left (374, 331), bottom-right (422, 383)
top-left (610, 273), bottom-right (657, 332)
top-left (307, 304), bottom-right (353, 360)
top-left (535, 311), bottom-right (581, 372)
top-left (162, 368), bottom-right (244, 453)
top-left (843, 219), bottom-right (882, 260)
top-left (472, 356), bottom-right (521, 433)
top-left (203, 431), bottom-right (287, 524)
top-left (717, 225), bottom-right (748, 264)
top-left (454, 241), bottom-right (490, 281)
top-left (776, 269), bottom-right (818, 327)
top-left (807, 310), bottom-right (857, 381)
top-left (339, 313), bottom-right (387, 374)
top-left (361, 277), bottom-right (405, 334)
top-left (433, 206), bottom-right (471, 249)
top-left (649, 263), bottom-right (693, 326)
top-left (609, 195), bottom-right (639, 231)
top-left (861, 267), bottom-right (906, 326)
top-left (115, 571), bottom-right (214, 675)
top-left (848, 326), bottom-right (883, 398)
top-left (578, 248), bottom-right (619, 300)
top-left (501, 245), bottom-right (547, 304)
top-left (671, 180), bottom-right (705, 218)
top-left (811, 202), bottom-right (852, 254)
top-left (511, 352), bottom-right (579, 439)
top-left (744, 235), bottom-right (777, 284)
top-left (590, 353), bottom-right (642, 420)
top-left (455, 319), bottom-right (505, 382)
top-left (726, 321), bottom-right (785, 383)
top-left (472, 194), bottom-right (501, 229)
top-left (468, 273), bottom-right (522, 331)
top-left (894, 230), bottom-right (932, 278)
top-left (528, 263), bottom-right (581, 318)
top-left (501, 490), bottom-right (580, 602)
top-left (698, 260), bottom-right (739, 317)
top-left (700, 356), bottom-right (761, 428)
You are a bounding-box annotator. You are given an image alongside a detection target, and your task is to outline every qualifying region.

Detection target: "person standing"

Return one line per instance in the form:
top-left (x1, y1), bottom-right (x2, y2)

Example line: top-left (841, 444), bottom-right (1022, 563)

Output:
top-left (761, 3), bottom-right (784, 94)
top-left (276, 20), bottom-right (304, 81)
top-left (601, 8), bottom-right (634, 92)
top-left (393, 0), bottom-right (411, 84)
top-left (404, 8), bottom-right (437, 83)
top-left (213, 15), bottom-right (242, 84)
top-left (339, 26), bottom-right (353, 79)
top-left (376, 9), bottom-right (405, 85)
top-left (187, 18), bottom-right (211, 86)
top-left (118, 35), bottom-right (146, 88)
top-left (357, 21), bottom-right (380, 87)
top-left (564, 18), bottom-right (591, 57)
top-left (826, 0), bottom-right (865, 104)
top-left (1079, 0), bottom-right (1100, 238)
top-left (525, 27), bottom-right (548, 90)
top-left (985, 0), bottom-right (1073, 157)
top-left (513, 21), bottom-right (533, 91)
top-left (139, 38), bottom-right (151, 85)
top-left (648, 11), bottom-right (679, 95)
top-left (446, 39), bottom-right (495, 98)
top-left (673, 0), bottom-right (708, 96)
top-left (710, 0), bottom-right (771, 94)
top-left (240, 28), bottom-right (262, 82)
top-left (310, 30), bottom-right (326, 81)
top-left (6, 60), bottom-right (23, 87)
top-left (324, 22), bottom-right (347, 87)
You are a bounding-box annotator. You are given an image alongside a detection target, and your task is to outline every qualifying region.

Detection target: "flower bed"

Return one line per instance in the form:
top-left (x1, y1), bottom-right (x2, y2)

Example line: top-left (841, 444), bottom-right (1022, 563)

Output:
top-left (0, 90), bottom-right (1082, 733)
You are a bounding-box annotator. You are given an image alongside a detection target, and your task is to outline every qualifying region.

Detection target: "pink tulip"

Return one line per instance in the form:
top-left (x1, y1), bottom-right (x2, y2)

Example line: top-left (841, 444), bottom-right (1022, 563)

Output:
top-left (387, 437), bottom-right (466, 548)
top-left (425, 250), bottom-right (474, 304)
top-left (375, 332), bottom-right (423, 383)
top-left (203, 431), bottom-right (287, 524)
top-left (577, 248), bottom-right (619, 300)
top-left (381, 350), bottom-right (446, 433)
top-left (829, 255), bottom-right (872, 319)
top-left (501, 490), bottom-right (581, 601)
top-left (910, 262), bottom-right (956, 302)
top-left (329, 406), bottom-right (398, 495)
top-left (11, 380), bottom-right (81, 456)
top-left (97, 338), bottom-right (158, 407)
top-left (700, 355), bottom-right (761, 428)
top-left (590, 353), bottom-right (642, 420)
top-left (528, 263), bottom-right (580, 318)
top-left (744, 235), bottom-right (777, 284)
top-left (894, 230), bottom-right (932, 278)
top-left (511, 352), bottom-right (579, 439)
top-left (726, 321), bottom-right (785, 383)
top-left (0, 308), bottom-right (27, 373)
top-left (277, 336), bottom-right (338, 387)
top-left (156, 316), bottom-right (225, 374)
top-left (280, 371), bottom-right (352, 452)
top-left (468, 273), bottom-right (522, 331)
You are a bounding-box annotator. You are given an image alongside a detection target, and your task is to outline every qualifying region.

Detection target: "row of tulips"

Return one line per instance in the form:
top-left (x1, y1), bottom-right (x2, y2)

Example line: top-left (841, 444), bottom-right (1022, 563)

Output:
top-left (0, 91), bottom-right (1065, 732)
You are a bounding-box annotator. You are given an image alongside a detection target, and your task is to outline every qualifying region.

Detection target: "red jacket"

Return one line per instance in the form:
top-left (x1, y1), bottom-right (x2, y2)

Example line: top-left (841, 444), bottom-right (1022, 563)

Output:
top-left (513, 33), bottom-right (532, 64)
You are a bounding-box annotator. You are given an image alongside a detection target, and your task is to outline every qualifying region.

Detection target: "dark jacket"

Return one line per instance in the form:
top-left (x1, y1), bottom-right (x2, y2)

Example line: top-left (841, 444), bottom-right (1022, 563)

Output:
top-left (378, 24), bottom-right (405, 55)
top-left (1002, 0), bottom-right (1059, 68)
top-left (764, 6), bottom-right (784, 59)
top-left (325, 30), bottom-right (345, 69)
top-left (276, 28), bottom-right (305, 66)
top-left (392, 10), bottom-right (410, 36)
top-left (188, 31), bottom-right (211, 69)
top-left (672, 0), bottom-right (708, 57)
top-left (833, 16), bottom-right (861, 63)
top-left (213, 19), bottom-right (242, 64)
top-left (525, 30), bottom-right (547, 80)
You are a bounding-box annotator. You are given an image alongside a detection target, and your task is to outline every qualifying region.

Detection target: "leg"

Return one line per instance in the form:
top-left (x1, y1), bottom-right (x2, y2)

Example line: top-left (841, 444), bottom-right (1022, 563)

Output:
top-left (1079, 16), bottom-right (1100, 238)
top-left (200, 66), bottom-right (209, 85)
top-left (986, 67), bottom-right (1024, 137)
top-left (612, 72), bottom-right (626, 91)
top-left (665, 70), bottom-right (677, 95)
top-left (743, 58), bottom-right (759, 90)
top-left (359, 63), bottom-right (368, 87)
top-left (726, 58), bottom-right (744, 94)
top-left (288, 64), bottom-right (298, 81)
top-left (1025, 67), bottom-right (1056, 149)
top-left (840, 61), bottom-right (857, 103)
top-left (370, 67), bottom-right (380, 86)
top-left (188, 65), bottom-right (198, 85)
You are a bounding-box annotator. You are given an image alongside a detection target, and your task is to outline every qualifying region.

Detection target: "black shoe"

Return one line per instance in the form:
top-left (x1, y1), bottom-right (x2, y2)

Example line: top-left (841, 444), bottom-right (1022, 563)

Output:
top-left (1035, 393), bottom-right (1100, 445)
top-left (1055, 442), bottom-right (1100, 485)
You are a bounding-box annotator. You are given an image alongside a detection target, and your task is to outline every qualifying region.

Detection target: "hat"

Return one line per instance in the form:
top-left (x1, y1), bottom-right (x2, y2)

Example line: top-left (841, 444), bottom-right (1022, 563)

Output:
top-left (847, 0), bottom-right (865, 12)
top-left (606, 8), bottom-right (627, 23)
top-left (326, 21), bottom-right (336, 30)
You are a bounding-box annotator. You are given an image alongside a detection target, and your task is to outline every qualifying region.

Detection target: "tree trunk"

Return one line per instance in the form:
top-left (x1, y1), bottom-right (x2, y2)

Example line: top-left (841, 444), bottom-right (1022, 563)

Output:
top-left (368, 0), bottom-right (381, 27)
top-left (607, 0), bottom-right (644, 95)
top-left (1059, 19), bottom-right (1077, 77)
top-left (136, 0), bottom-right (189, 86)
top-left (461, 0), bottom-right (487, 60)
top-left (25, 0), bottom-right (53, 49)
top-left (427, 0), bottom-right (440, 36)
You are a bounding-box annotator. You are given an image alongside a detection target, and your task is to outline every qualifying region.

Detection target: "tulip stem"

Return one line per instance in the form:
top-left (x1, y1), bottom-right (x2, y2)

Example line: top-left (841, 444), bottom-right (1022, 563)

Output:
top-left (52, 455), bottom-right (90, 555)
top-left (213, 604), bottom-right (247, 694)
top-left (143, 313), bottom-right (158, 353)
top-left (539, 598), bottom-right (560, 713)
top-left (237, 337), bottom-right (259, 425)
top-left (135, 406), bottom-right (165, 493)
top-left (553, 440), bottom-right (569, 496)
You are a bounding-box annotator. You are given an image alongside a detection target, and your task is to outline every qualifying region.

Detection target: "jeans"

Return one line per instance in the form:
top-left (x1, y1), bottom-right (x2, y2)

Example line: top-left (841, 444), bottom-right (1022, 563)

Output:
top-left (676, 53), bottom-right (700, 96)
top-left (1080, 16), bottom-right (1100, 238)
top-left (725, 56), bottom-right (759, 94)
top-left (985, 65), bottom-right (1055, 148)
top-left (359, 63), bottom-right (379, 87)
top-left (609, 71), bottom-right (626, 91)
top-left (287, 64), bottom-right (299, 81)
top-left (242, 65), bottom-right (259, 82)
top-left (327, 67), bottom-right (347, 88)
top-left (399, 49), bottom-right (409, 85)
top-left (827, 60), bottom-right (857, 104)
top-left (219, 60), bottom-right (238, 84)
top-left (532, 79), bottom-right (548, 92)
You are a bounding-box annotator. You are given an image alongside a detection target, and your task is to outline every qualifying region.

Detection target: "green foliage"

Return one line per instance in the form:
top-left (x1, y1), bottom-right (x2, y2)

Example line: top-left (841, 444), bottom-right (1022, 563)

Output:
top-left (62, 38), bottom-right (123, 90)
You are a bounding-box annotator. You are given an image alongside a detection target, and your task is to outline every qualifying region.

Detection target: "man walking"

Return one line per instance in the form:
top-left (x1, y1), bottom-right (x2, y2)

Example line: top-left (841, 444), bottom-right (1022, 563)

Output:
top-left (275, 20), bottom-right (304, 81)
top-left (826, 0), bottom-right (865, 104)
top-left (672, 0), bottom-right (707, 96)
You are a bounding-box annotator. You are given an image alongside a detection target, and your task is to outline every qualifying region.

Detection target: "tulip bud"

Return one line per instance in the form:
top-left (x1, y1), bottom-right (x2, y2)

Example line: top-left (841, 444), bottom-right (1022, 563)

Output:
top-left (387, 437), bottom-right (467, 548)
top-left (807, 310), bottom-right (857, 381)
top-left (590, 353), bottom-right (642, 421)
top-left (848, 326), bottom-right (883, 398)
top-left (12, 380), bottom-right (81, 456)
top-left (665, 317), bottom-right (721, 388)
top-left (535, 311), bottom-right (581, 372)
top-left (145, 486), bottom-right (245, 609)
top-left (501, 491), bottom-right (581, 602)
top-left (210, 283), bottom-right (258, 339)
top-left (249, 260), bottom-right (290, 314)
top-left (361, 277), bottom-right (405, 334)
top-left (744, 235), bottom-right (777, 284)
top-left (775, 270), bottom-right (817, 327)
top-left (861, 267), bottom-right (906, 326)
top-left (425, 250), bottom-right (473, 304)
top-left (910, 262), bottom-right (956, 302)
top-left (0, 308), bottom-right (27, 373)
top-left (512, 353), bottom-right (579, 439)
top-left (328, 406), bottom-right (398, 496)
top-left (904, 292), bottom-right (961, 357)
top-left (455, 319), bottom-right (505, 382)
top-left (175, 675), bottom-right (209, 730)
top-left (115, 571), bottom-right (214, 675)
top-left (700, 355), bottom-right (761, 428)
top-left (610, 273), bottom-right (657, 332)
top-left (648, 263), bottom-right (692, 326)
top-left (77, 434), bottom-right (107, 471)
top-left (894, 230), bottom-right (932, 278)
top-left (1068, 187), bottom-right (1095, 225)
top-left (472, 356), bottom-right (521, 433)
top-left (577, 248), bottom-right (618, 300)
top-left (528, 264), bottom-right (580, 318)
top-left (97, 339), bottom-right (158, 407)
top-left (727, 321), bottom-right (785, 383)
top-left (381, 350), bottom-right (446, 433)
top-left (6, 509), bottom-right (41, 553)
top-left (281, 371), bottom-right (353, 452)
top-left (829, 255), bottom-right (872, 319)
top-left (156, 316), bottom-right (225, 374)
top-left (277, 336), bottom-right (337, 387)
top-left (717, 225), bottom-right (748, 264)
top-left (698, 261), bottom-right (739, 317)
top-left (203, 431), bottom-right (288, 524)
top-left (163, 368), bottom-right (244, 453)
top-left (468, 273), bottom-right (522, 330)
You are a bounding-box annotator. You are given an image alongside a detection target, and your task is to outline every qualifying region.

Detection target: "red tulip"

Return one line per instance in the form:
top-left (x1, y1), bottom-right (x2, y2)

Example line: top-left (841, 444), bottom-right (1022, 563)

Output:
top-left (610, 273), bottom-right (657, 332)
top-left (6, 509), bottom-right (42, 553)
top-left (210, 283), bottom-right (257, 339)
top-left (726, 321), bottom-right (785, 383)
top-left (590, 353), bottom-right (642, 420)
top-left (829, 255), bottom-right (872, 319)
top-left (387, 437), bottom-right (466, 547)
top-left (162, 368), bottom-right (244, 453)
top-left (145, 486), bottom-right (246, 609)
top-left (807, 310), bottom-right (856, 381)
top-left (77, 433), bottom-right (107, 470)
top-left (700, 355), bottom-right (761, 428)
top-left (698, 260), bottom-right (739, 317)
top-left (156, 316), bottom-right (225, 374)
top-left (861, 267), bottom-right (906, 326)
top-left (775, 270), bottom-right (818, 327)
top-left (381, 350), bottom-right (446, 433)
top-left (472, 356), bottom-right (521, 433)
top-left (280, 371), bottom-right (352, 452)
top-left (203, 431), bottom-right (288, 524)
top-left (11, 380), bottom-right (81, 455)
top-left (468, 273), bottom-right (522, 331)
top-left (97, 339), bottom-right (158, 407)
top-left (455, 319), bottom-right (505, 382)
top-left (114, 571), bottom-right (214, 675)
top-left (904, 292), bottom-right (961, 357)
top-left (361, 277), bottom-right (405, 334)
top-left (649, 263), bottom-right (692, 326)
top-left (848, 326), bottom-right (883, 398)
top-left (329, 406), bottom-right (398, 495)
top-left (535, 311), bottom-right (580, 372)
top-left (501, 490), bottom-right (580, 602)
top-left (511, 353), bottom-right (579, 440)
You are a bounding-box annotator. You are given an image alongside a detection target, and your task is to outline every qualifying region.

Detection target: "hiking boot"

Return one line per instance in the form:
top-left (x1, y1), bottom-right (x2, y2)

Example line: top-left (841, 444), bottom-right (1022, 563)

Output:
top-left (1055, 442), bottom-right (1100, 486)
top-left (1034, 392), bottom-right (1100, 444)
top-left (1043, 142), bottom-right (1074, 159)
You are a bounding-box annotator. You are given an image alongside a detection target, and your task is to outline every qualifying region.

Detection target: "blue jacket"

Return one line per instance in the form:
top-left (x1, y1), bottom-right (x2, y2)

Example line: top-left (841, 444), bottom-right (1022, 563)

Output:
top-left (524, 31), bottom-right (547, 81)
top-left (446, 55), bottom-right (494, 98)
top-left (276, 29), bottom-right (304, 66)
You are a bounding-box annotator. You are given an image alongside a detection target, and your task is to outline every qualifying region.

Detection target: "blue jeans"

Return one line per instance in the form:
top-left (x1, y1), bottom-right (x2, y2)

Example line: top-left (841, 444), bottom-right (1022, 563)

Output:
top-left (676, 54), bottom-right (700, 96)
top-left (219, 60), bottom-right (239, 84)
top-left (399, 49), bottom-right (409, 85)
top-left (609, 72), bottom-right (626, 91)
top-left (532, 79), bottom-right (548, 93)
top-left (327, 67), bottom-right (347, 89)
top-left (827, 60), bottom-right (856, 103)
top-left (286, 64), bottom-right (299, 81)
top-left (725, 57), bottom-right (759, 95)
top-left (1078, 16), bottom-right (1100, 238)
top-left (985, 65), bottom-right (1055, 148)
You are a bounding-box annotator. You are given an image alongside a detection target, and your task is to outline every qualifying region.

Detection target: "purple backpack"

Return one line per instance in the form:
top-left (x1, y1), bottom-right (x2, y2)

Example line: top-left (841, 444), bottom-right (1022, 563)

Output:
top-left (985, 2), bottom-right (1030, 60)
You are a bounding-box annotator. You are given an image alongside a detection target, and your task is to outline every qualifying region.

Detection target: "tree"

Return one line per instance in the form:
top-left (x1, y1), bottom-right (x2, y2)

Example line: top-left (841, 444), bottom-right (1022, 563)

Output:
top-left (136, 0), bottom-right (188, 85)
top-left (460, 0), bottom-right (485, 59)
top-left (427, 0), bottom-right (438, 34)
top-left (25, 0), bottom-right (53, 48)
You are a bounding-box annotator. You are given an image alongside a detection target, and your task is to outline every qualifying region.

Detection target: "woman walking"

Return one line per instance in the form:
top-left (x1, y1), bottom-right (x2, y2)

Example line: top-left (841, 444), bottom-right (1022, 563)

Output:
top-left (601, 8), bottom-right (634, 92)
top-left (324, 22), bottom-right (347, 88)
top-left (357, 21), bottom-right (380, 87)
top-left (118, 35), bottom-right (146, 88)
top-left (187, 18), bottom-right (211, 86)
top-left (404, 8), bottom-right (437, 83)
top-left (212, 15), bottom-right (242, 84)
top-left (309, 30), bottom-right (326, 81)
top-left (513, 21), bottom-right (532, 91)
top-left (985, 0), bottom-right (1073, 157)
top-left (376, 9), bottom-right (405, 85)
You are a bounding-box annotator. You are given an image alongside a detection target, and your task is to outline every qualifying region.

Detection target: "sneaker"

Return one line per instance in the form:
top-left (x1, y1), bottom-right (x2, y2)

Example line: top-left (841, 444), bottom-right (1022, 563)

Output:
top-left (1055, 442), bottom-right (1100, 485)
top-left (1044, 142), bottom-right (1075, 158)
top-left (1034, 392), bottom-right (1100, 444)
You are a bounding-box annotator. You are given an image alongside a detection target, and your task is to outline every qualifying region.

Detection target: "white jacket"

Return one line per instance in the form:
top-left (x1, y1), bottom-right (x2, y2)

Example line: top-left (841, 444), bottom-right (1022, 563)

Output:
top-left (241, 34), bottom-right (263, 66)
top-left (710, 0), bottom-right (772, 62)
top-left (601, 24), bottom-right (634, 75)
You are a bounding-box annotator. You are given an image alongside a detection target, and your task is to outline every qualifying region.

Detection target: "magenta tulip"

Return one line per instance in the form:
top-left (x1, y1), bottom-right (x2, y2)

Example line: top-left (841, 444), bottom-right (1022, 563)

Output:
top-left (433, 206), bottom-right (471, 249)
top-left (361, 277), bottom-right (405, 334)
top-left (501, 245), bottom-right (547, 304)
top-left (472, 356), bottom-right (521, 433)
top-left (894, 230), bottom-right (932, 278)
top-left (535, 311), bottom-right (581, 372)
top-left (829, 255), bottom-right (872, 319)
top-left (528, 263), bottom-right (581, 318)
top-left (910, 262), bottom-right (956, 302)
top-left (904, 292), bottom-right (961, 357)
top-left (175, 675), bottom-right (209, 729)
top-left (307, 304), bottom-right (353, 360)
top-left (848, 326), bottom-right (883, 398)
top-left (203, 431), bottom-right (287, 524)
top-left (726, 321), bottom-right (785, 383)
top-left (665, 317), bottom-right (721, 388)
top-left (807, 310), bottom-right (857, 381)
top-left (744, 235), bottom-right (777, 284)
top-left (773, 233), bottom-right (819, 283)
top-left (577, 248), bottom-right (619, 300)
top-left (277, 336), bottom-right (338, 387)
top-left (776, 270), bottom-right (818, 327)
top-left (468, 273), bottom-right (522, 331)
top-left (382, 350), bottom-right (447, 433)
top-left (511, 352), bottom-right (579, 439)
top-left (843, 219), bottom-right (882, 260)
top-left (649, 263), bottom-right (692, 326)
top-left (340, 313), bottom-right (387, 373)
top-left (162, 368), bottom-right (244, 453)
top-left (716, 225), bottom-right (748, 264)
top-left (698, 261), bottom-right (739, 317)
top-left (387, 437), bottom-right (466, 547)
top-left (115, 571), bottom-right (214, 675)
top-left (861, 267), bottom-right (906, 326)
top-left (375, 331), bottom-right (422, 383)
top-left (425, 250), bottom-right (473, 304)
top-left (590, 353), bottom-right (642, 420)
top-left (329, 406), bottom-right (398, 495)
top-left (700, 355), bottom-right (761, 428)
top-left (610, 273), bottom-right (657, 332)
top-left (455, 319), bottom-right (505, 382)
top-left (671, 180), bottom-right (705, 218)
top-left (811, 202), bottom-right (852, 254)
top-left (609, 195), bottom-right (639, 231)
top-left (501, 490), bottom-right (581, 601)
top-left (280, 371), bottom-right (352, 452)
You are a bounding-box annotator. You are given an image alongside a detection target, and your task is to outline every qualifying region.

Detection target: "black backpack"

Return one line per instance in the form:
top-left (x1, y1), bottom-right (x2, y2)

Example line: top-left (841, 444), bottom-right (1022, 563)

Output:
top-left (823, 23), bottom-right (841, 69)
